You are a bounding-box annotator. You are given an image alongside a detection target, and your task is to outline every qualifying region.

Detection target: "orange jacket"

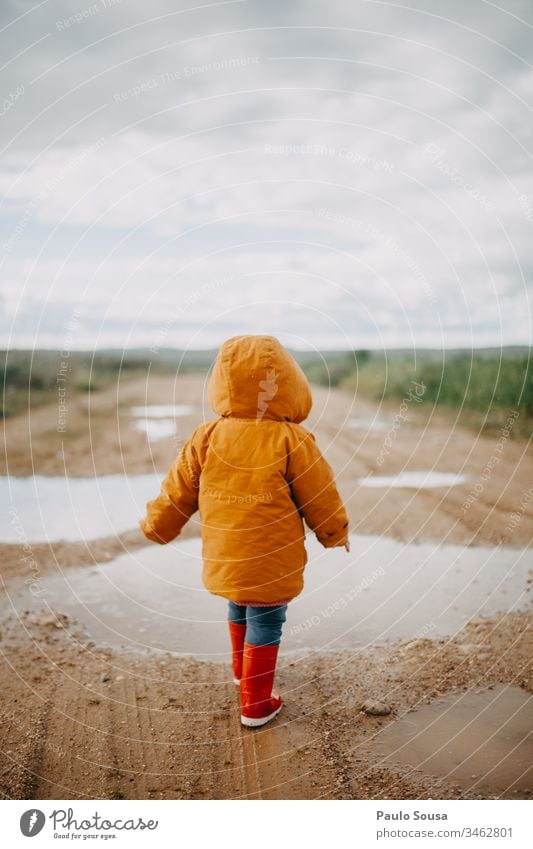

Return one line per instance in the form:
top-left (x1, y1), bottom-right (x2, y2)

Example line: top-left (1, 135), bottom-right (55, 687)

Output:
top-left (140, 335), bottom-right (349, 604)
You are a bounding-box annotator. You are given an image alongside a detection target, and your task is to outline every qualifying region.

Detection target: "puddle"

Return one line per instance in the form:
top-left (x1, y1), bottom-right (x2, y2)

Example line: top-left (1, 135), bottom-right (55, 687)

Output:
top-left (128, 404), bottom-right (197, 442)
top-left (131, 418), bottom-right (177, 441)
top-left (4, 534), bottom-right (529, 658)
top-left (347, 417), bottom-right (388, 432)
top-left (372, 685), bottom-right (533, 798)
top-left (129, 405), bottom-right (195, 417)
top-left (1, 474), bottom-right (161, 543)
top-left (359, 471), bottom-right (468, 488)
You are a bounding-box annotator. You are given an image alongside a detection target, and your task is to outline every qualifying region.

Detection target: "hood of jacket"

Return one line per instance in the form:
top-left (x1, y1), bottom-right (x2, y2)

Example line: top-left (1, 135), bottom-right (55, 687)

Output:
top-left (207, 335), bottom-right (313, 423)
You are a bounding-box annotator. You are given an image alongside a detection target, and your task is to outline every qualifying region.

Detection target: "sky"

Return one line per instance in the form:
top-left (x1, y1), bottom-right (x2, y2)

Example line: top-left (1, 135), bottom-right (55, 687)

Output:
top-left (0, 0), bottom-right (532, 352)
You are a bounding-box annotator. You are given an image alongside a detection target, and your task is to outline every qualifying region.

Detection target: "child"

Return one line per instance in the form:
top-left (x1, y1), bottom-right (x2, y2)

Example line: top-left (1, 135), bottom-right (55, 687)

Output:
top-left (140, 335), bottom-right (349, 727)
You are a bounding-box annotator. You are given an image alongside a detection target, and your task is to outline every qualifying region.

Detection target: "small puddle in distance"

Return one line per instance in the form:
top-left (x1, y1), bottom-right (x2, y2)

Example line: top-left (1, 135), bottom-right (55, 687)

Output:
top-left (347, 417), bottom-right (388, 432)
top-left (128, 404), bottom-right (197, 443)
top-left (129, 405), bottom-right (195, 417)
top-left (131, 419), bottom-right (177, 441)
top-left (359, 471), bottom-right (468, 488)
top-left (372, 685), bottom-right (533, 798)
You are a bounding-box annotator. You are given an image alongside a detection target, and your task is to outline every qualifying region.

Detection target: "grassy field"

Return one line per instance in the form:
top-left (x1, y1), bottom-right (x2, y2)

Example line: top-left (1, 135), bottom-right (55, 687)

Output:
top-left (301, 348), bottom-right (532, 436)
top-left (0, 351), bottom-right (160, 418)
top-left (0, 348), bottom-right (229, 418)
top-left (3, 347), bottom-right (532, 436)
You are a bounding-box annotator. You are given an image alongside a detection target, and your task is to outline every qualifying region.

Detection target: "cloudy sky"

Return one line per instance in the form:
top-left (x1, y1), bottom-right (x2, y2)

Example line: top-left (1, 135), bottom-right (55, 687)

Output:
top-left (1, 0), bottom-right (532, 352)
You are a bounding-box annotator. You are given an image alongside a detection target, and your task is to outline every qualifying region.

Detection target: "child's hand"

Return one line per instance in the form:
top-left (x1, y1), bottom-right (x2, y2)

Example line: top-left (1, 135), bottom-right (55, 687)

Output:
top-left (344, 540), bottom-right (350, 553)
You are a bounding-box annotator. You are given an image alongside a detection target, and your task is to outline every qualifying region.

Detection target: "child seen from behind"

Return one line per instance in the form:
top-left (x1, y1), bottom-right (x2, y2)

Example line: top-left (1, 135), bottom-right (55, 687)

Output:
top-left (141, 335), bottom-right (349, 727)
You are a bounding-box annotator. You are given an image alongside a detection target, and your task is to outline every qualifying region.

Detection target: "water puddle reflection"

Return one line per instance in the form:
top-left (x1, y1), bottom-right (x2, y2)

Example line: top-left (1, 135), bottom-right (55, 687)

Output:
top-left (347, 417), bottom-right (388, 432)
top-left (4, 535), bottom-right (529, 657)
top-left (131, 418), bottom-right (177, 441)
top-left (128, 404), bottom-right (197, 443)
top-left (372, 685), bottom-right (533, 798)
top-left (359, 471), bottom-right (468, 488)
top-left (129, 405), bottom-right (195, 417)
top-left (2, 474), bottom-right (161, 543)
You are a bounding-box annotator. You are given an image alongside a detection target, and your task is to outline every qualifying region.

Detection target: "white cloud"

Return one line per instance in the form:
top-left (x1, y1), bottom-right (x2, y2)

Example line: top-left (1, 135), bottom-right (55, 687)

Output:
top-left (0, 0), bottom-right (531, 348)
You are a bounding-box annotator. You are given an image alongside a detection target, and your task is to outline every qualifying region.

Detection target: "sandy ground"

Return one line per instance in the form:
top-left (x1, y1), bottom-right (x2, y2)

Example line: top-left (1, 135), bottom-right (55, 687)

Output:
top-left (1, 375), bottom-right (532, 799)
top-left (0, 609), bottom-right (530, 800)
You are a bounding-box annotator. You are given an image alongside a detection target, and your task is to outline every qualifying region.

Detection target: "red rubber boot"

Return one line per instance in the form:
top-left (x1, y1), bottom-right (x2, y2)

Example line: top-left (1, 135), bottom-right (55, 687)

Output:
top-left (228, 622), bottom-right (247, 684)
top-left (240, 643), bottom-right (283, 727)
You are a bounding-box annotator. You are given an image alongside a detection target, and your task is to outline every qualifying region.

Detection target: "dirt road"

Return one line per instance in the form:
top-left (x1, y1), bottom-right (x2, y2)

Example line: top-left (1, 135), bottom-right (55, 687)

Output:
top-left (1, 608), bottom-right (531, 800)
top-left (1, 375), bottom-right (532, 799)
top-left (2, 375), bottom-right (532, 575)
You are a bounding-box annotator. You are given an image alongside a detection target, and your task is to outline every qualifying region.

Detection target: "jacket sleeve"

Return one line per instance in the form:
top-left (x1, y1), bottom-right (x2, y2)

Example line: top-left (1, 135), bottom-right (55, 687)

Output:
top-left (140, 434), bottom-right (201, 544)
top-left (285, 426), bottom-right (349, 547)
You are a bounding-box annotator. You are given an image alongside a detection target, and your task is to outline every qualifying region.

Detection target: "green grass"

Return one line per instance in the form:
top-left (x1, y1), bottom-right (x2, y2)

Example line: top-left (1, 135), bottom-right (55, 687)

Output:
top-left (301, 350), bottom-right (370, 387)
top-left (0, 351), bottom-right (162, 418)
top-left (1, 348), bottom-right (217, 418)
top-left (336, 351), bottom-right (532, 435)
top-left (3, 347), bottom-right (532, 437)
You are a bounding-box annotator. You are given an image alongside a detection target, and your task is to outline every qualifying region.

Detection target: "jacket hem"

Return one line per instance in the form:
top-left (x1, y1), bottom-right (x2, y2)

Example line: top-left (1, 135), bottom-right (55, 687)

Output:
top-left (232, 598), bottom-right (294, 607)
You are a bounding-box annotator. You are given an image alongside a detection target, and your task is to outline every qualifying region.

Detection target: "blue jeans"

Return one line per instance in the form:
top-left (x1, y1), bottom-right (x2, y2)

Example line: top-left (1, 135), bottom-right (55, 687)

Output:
top-left (228, 601), bottom-right (288, 646)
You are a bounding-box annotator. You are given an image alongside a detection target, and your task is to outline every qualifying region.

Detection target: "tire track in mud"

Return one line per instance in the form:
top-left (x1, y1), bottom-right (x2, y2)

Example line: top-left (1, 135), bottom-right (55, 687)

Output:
top-left (3, 686), bottom-right (56, 799)
top-left (235, 709), bottom-right (263, 799)
top-left (107, 673), bottom-right (148, 800)
top-left (33, 652), bottom-right (118, 799)
top-left (247, 713), bottom-right (320, 799)
top-left (188, 668), bottom-right (243, 799)
top-left (230, 660), bottom-right (344, 800)
top-left (226, 683), bottom-right (254, 797)
top-left (145, 660), bottom-right (247, 800)
top-left (199, 674), bottom-right (300, 800)
top-left (2, 637), bottom-right (110, 801)
top-left (194, 664), bottom-right (327, 799)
